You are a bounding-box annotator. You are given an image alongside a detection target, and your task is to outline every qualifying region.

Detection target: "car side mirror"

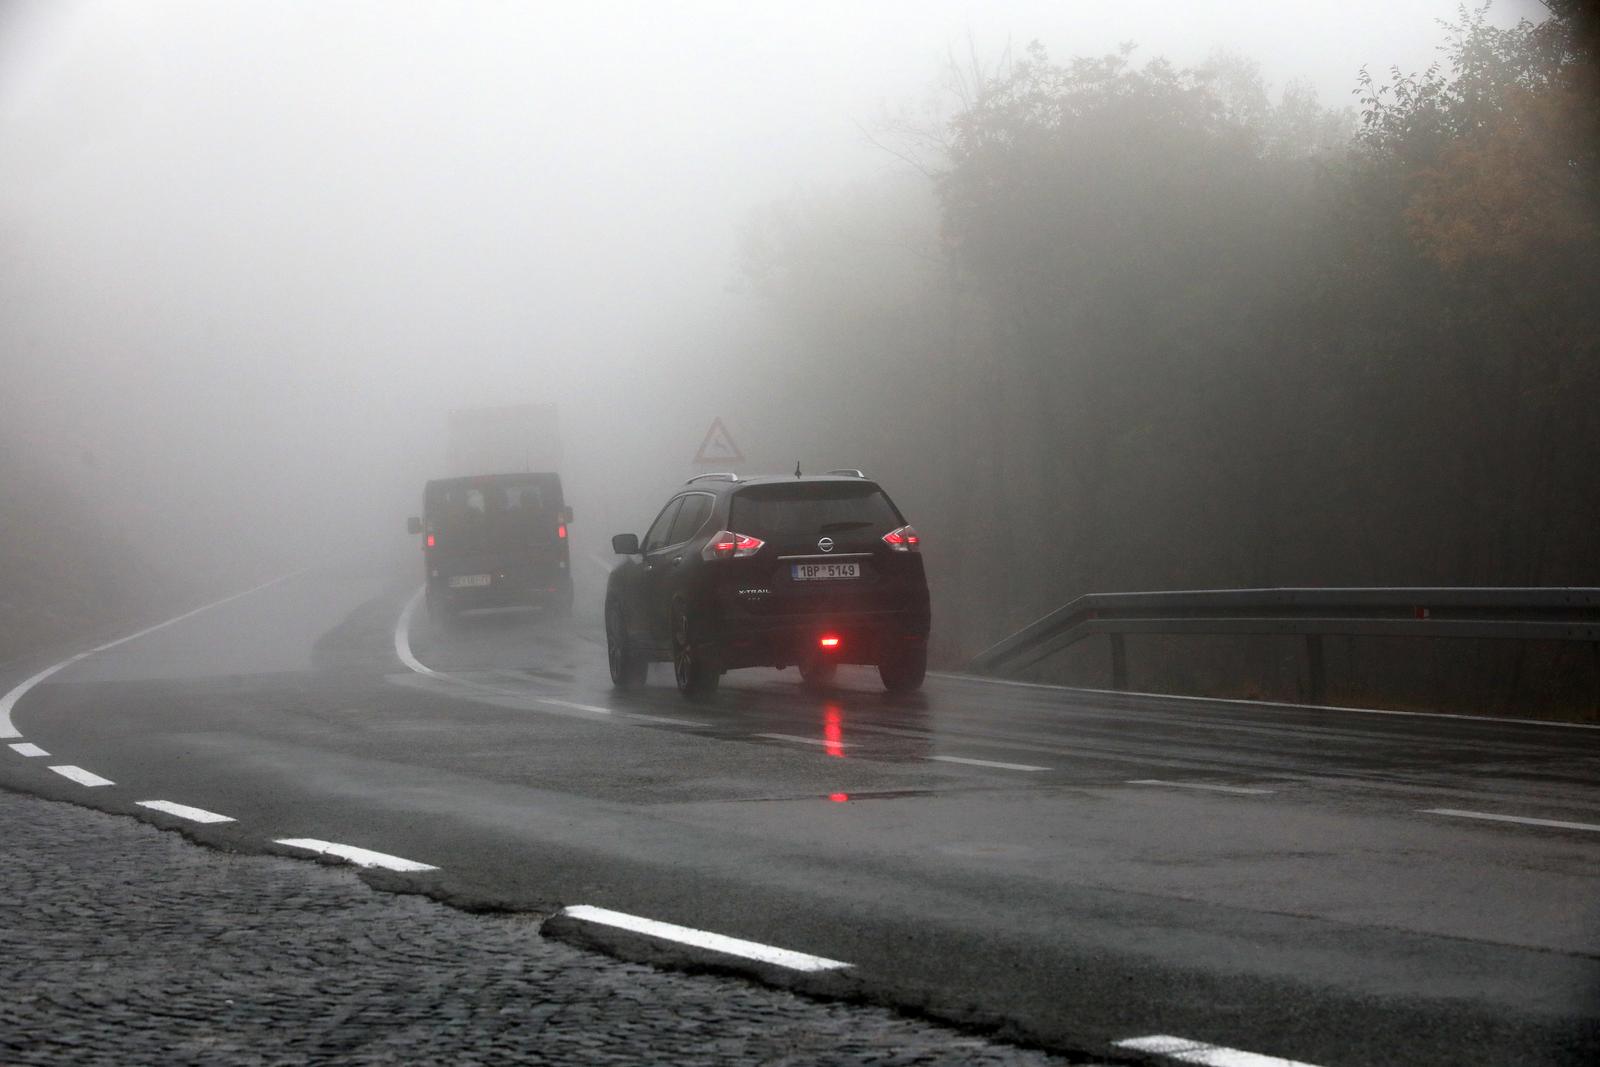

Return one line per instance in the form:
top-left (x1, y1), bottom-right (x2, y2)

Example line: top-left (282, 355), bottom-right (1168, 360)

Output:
top-left (561, 506), bottom-right (574, 524)
top-left (611, 533), bottom-right (640, 555)
top-left (407, 516), bottom-right (422, 535)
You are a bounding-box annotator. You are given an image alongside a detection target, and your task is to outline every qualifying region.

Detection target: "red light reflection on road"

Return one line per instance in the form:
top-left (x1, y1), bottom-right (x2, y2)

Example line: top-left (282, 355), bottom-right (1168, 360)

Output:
top-left (823, 705), bottom-right (845, 758)
top-left (828, 792), bottom-right (849, 803)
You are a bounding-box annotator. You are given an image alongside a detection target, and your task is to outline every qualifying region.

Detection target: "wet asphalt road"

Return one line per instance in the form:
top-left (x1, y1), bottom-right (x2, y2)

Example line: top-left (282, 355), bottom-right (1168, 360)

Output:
top-left (3, 557), bottom-right (1597, 1066)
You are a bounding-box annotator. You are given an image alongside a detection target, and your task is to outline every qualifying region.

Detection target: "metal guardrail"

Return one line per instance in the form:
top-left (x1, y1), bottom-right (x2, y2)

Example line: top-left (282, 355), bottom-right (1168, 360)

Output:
top-left (967, 588), bottom-right (1600, 704)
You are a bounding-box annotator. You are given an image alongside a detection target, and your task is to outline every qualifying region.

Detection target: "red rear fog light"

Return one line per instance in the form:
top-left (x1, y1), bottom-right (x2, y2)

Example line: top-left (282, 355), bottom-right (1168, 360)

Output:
top-left (819, 635), bottom-right (841, 649)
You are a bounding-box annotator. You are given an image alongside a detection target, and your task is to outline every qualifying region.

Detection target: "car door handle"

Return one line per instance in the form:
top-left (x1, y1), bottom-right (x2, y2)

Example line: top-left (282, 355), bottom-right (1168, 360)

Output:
top-left (671, 557), bottom-right (683, 567)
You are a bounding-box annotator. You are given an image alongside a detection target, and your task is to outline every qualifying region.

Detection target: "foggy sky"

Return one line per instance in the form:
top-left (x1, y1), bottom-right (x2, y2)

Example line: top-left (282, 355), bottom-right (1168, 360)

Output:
top-left (0, 0), bottom-right (1547, 574)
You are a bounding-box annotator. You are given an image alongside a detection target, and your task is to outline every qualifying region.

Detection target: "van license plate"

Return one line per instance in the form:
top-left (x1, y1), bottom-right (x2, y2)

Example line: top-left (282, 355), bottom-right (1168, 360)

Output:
top-left (791, 562), bottom-right (860, 581)
top-left (449, 574), bottom-right (492, 588)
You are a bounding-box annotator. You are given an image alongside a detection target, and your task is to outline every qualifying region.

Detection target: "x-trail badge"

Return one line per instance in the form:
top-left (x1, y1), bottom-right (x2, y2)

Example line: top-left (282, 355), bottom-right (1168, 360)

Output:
top-left (817, 537), bottom-right (834, 553)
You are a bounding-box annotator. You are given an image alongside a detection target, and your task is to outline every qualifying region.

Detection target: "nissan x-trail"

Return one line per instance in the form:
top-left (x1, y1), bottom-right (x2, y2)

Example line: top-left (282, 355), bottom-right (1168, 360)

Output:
top-left (605, 471), bottom-right (929, 696)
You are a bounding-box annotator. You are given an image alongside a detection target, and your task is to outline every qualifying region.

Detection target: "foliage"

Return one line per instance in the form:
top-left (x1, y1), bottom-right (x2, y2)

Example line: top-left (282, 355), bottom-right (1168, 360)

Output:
top-left (740, 4), bottom-right (1600, 665)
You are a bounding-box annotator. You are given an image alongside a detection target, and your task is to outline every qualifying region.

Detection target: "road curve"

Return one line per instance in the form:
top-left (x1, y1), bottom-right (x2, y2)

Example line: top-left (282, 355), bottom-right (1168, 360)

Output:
top-left (3, 557), bottom-right (1597, 1067)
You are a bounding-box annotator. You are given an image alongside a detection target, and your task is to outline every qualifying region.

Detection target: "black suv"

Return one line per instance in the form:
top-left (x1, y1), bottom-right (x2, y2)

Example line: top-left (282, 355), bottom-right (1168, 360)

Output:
top-left (407, 473), bottom-right (574, 624)
top-left (604, 471), bottom-right (930, 696)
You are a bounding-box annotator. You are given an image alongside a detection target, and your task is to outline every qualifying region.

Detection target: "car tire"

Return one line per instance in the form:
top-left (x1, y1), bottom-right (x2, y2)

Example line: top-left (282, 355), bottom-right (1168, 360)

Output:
top-left (671, 601), bottom-right (720, 698)
top-left (878, 644), bottom-right (926, 693)
top-left (798, 655), bottom-right (838, 688)
top-left (606, 600), bottom-right (646, 689)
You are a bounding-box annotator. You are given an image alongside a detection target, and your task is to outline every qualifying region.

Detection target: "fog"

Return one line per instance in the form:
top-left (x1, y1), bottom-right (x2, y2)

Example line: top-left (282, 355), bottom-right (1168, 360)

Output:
top-left (0, 0), bottom-right (1550, 629)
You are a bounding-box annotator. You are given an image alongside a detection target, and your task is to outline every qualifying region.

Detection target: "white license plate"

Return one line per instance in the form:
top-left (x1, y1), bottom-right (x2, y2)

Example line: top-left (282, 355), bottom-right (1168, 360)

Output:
top-left (791, 561), bottom-right (860, 581)
top-left (448, 574), bottom-right (492, 588)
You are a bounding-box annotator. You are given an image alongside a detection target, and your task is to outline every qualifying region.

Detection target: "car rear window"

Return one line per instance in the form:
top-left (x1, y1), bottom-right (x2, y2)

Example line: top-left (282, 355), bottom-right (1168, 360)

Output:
top-left (729, 482), bottom-right (902, 539)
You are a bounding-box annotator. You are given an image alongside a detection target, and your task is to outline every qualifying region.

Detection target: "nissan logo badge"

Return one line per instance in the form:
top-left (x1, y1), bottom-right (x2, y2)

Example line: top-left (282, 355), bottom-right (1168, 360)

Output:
top-left (817, 537), bottom-right (835, 553)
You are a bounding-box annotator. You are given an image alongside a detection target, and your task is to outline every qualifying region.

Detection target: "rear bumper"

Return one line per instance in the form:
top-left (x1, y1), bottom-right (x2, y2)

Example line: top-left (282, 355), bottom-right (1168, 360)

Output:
top-left (704, 607), bottom-right (928, 669)
top-left (427, 568), bottom-right (572, 611)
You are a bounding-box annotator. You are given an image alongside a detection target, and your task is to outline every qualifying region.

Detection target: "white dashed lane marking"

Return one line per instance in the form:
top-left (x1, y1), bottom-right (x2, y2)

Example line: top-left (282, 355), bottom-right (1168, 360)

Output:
top-left (931, 754), bottom-right (1049, 772)
top-left (1422, 808), bottom-right (1600, 833)
top-left (559, 905), bottom-right (850, 973)
top-left (625, 713), bottom-right (710, 728)
top-left (137, 800), bottom-right (236, 824)
top-left (1115, 1034), bottom-right (1322, 1066)
top-left (755, 733), bottom-right (852, 749)
top-left (1127, 779), bottom-right (1275, 796)
top-left (48, 765), bottom-right (114, 788)
top-left (8, 742), bottom-right (48, 757)
top-left (274, 838), bottom-right (438, 872)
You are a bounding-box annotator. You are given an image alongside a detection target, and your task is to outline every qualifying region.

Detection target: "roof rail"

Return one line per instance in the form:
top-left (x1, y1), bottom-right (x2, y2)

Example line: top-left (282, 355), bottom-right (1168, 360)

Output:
top-left (685, 472), bottom-right (739, 485)
top-left (825, 468), bottom-right (866, 478)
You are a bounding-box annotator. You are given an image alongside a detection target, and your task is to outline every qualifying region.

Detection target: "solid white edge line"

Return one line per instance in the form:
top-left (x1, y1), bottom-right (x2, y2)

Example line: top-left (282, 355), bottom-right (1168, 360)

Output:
top-left (537, 697), bottom-right (611, 715)
top-left (1128, 779), bottom-right (1276, 796)
top-left (755, 732), bottom-right (851, 748)
top-left (931, 754), bottom-right (1050, 772)
top-left (1422, 807), bottom-right (1600, 833)
top-left (0, 653), bottom-right (90, 739)
top-left (136, 800), bottom-right (235, 824)
top-left (48, 765), bottom-right (114, 787)
top-left (927, 671), bottom-right (1600, 731)
top-left (1114, 1033), bottom-right (1322, 1067)
top-left (559, 905), bottom-right (850, 972)
top-left (0, 571), bottom-right (301, 738)
top-left (273, 837), bottom-right (438, 872)
top-left (392, 594), bottom-right (613, 715)
top-left (393, 586), bottom-right (439, 676)
top-left (8, 742), bottom-right (49, 757)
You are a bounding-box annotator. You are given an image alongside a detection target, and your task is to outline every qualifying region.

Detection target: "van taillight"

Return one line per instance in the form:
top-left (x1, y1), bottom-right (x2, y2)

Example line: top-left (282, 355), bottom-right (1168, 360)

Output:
top-left (426, 533), bottom-right (436, 548)
top-left (702, 530), bottom-right (765, 561)
top-left (882, 525), bottom-right (919, 552)
top-left (557, 524), bottom-right (567, 539)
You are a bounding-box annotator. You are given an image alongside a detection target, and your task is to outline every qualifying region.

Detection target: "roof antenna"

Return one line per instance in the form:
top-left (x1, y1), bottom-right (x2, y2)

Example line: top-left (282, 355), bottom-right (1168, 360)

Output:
top-left (794, 460), bottom-right (802, 478)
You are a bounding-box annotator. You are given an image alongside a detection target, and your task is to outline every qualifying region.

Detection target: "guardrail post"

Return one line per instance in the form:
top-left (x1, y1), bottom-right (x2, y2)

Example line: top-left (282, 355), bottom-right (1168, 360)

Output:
top-left (1110, 633), bottom-right (1128, 690)
top-left (1306, 635), bottom-right (1326, 705)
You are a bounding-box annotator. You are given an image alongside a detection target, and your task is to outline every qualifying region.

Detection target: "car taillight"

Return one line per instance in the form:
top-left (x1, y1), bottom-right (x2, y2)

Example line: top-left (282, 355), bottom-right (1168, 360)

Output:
top-left (882, 525), bottom-right (919, 552)
top-left (702, 530), bottom-right (765, 561)
top-left (557, 524), bottom-right (568, 539)
top-left (425, 533), bottom-right (436, 548)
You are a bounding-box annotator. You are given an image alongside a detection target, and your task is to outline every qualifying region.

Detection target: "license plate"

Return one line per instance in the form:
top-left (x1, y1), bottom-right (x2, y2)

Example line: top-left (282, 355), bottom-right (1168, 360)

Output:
top-left (448, 574), bottom-right (492, 588)
top-left (791, 561), bottom-right (860, 581)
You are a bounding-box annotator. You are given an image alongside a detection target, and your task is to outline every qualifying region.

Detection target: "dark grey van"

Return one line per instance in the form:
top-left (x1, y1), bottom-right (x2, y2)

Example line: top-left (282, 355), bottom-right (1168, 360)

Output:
top-left (407, 473), bottom-right (573, 624)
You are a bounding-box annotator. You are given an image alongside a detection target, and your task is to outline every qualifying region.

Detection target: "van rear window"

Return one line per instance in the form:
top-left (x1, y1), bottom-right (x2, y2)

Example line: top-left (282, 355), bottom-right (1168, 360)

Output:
top-left (729, 483), bottom-right (901, 539)
top-left (426, 478), bottom-right (557, 550)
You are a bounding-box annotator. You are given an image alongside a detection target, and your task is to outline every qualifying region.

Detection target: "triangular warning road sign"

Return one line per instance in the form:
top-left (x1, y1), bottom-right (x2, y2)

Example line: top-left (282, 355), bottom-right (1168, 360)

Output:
top-left (694, 417), bottom-right (744, 465)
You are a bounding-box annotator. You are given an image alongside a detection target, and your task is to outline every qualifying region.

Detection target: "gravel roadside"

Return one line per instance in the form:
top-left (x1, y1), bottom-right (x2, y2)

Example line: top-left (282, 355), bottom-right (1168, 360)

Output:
top-left (0, 789), bottom-right (1077, 1066)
